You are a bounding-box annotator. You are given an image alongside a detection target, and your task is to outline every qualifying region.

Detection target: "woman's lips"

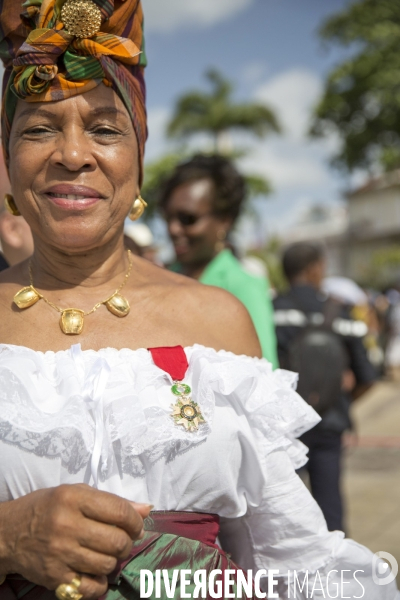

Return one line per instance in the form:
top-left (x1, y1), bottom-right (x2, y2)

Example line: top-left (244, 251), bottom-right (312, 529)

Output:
top-left (46, 194), bottom-right (100, 210)
top-left (173, 242), bottom-right (190, 256)
top-left (43, 185), bottom-right (104, 210)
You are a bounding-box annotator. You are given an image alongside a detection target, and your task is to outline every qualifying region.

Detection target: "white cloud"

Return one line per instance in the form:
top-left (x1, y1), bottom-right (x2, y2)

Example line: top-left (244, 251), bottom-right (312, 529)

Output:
top-left (240, 140), bottom-right (333, 190)
top-left (255, 68), bottom-right (323, 140)
top-left (232, 67), bottom-right (348, 236)
top-left (143, 0), bottom-right (253, 33)
top-left (235, 68), bottom-right (342, 192)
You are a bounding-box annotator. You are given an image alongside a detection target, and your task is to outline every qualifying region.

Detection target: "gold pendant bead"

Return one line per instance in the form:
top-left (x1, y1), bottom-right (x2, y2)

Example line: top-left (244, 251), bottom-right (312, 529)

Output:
top-left (61, 0), bottom-right (102, 39)
top-left (13, 286), bottom-right (41, 309)
top-left (105, 294), bottom-right (130, 318)
top-left (60, 309), bottom-right (85, 335)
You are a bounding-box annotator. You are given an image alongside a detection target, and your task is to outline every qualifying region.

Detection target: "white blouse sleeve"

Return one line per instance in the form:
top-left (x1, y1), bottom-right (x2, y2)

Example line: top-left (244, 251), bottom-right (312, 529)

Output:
top-left (219, 447), bottom-right (400, 599)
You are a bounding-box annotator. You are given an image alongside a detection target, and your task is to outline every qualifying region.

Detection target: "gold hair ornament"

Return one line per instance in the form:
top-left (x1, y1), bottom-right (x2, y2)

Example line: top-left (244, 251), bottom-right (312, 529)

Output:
top-left (61, 0), bottom-right (102, 39)
top-left (4, 194), bottom-right (21, 216)
top-left (129, 195), bottom-right (147, 221)
top-left (13, 250), bottom-right (133, 335)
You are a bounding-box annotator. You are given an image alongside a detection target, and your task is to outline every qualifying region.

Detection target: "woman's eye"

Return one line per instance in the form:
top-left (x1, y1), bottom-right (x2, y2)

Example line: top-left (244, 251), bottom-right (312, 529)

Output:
top-left (25, 126), bottom-right (53, 135)
top-left (93, 127), bottom-right (120, 136)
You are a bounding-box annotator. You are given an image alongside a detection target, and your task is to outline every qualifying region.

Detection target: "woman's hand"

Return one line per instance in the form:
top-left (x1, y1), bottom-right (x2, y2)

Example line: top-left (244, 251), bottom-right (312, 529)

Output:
top-left (0, 484), bottom-right (151, 599)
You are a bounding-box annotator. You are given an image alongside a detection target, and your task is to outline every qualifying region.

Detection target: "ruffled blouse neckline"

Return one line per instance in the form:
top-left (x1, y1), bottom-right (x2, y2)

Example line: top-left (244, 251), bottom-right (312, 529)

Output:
top-left (0, 342), bottom-right (266, 365)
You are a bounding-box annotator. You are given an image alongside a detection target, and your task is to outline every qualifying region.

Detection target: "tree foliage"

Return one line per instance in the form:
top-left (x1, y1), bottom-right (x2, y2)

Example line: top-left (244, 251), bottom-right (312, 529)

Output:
top-left (311, 0), bottom-right (400, 172)
top-left (167, 69), bottom-right (280, 153)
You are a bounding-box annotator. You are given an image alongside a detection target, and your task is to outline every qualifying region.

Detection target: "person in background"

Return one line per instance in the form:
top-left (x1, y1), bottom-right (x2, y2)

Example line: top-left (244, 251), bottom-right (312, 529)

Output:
top-left (160, 154), bottom-right (278, 368)
top-left (0, 146), bottom-right (33, 269)
top-left (0, 147), bottom-right (33, 271)
top-left (273, 242), bottom-right (376, 532)
top-left (0, 192), bottom-right (34, 270)
top-left (322, 277), bottom-right (385, 372)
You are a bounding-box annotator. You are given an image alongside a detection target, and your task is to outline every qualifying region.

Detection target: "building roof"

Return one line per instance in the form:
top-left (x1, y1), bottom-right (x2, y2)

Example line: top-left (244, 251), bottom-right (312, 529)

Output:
top-left (347, 169), bottom-right (400, 199)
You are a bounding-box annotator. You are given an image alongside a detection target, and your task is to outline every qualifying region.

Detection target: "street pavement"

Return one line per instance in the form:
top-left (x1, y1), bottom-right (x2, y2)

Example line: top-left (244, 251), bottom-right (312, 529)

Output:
top-left (343, 380), bottom-right (400, 585)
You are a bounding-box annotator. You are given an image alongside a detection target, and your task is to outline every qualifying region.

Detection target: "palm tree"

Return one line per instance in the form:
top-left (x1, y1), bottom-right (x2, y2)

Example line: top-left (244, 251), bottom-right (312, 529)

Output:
top-left (140, 69), bottom-right (281, 219)
top-left (167, 69), bottom-right (281, 153)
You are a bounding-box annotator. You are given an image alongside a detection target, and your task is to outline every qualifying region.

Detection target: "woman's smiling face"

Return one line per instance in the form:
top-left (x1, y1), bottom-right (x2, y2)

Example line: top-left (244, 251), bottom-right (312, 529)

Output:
top-left (8, 84), bottom-right (139, 255)
top-left (164, 178), bottom-right (232, 267)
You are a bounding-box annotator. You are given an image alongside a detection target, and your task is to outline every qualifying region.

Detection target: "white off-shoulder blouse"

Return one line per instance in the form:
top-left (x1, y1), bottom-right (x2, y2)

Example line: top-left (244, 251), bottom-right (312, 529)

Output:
top-left (0, 343), bottom-right (398, 599)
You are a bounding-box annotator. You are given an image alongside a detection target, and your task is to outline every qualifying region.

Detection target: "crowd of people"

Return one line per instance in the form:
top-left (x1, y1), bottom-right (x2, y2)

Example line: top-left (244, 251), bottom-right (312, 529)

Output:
top-left (0, 0), bottom-right (399, 599)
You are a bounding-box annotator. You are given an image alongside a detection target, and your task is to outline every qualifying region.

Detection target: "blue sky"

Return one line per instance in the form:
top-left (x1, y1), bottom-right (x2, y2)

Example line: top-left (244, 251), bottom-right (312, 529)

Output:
top-left (143, 0), bottom-right (361, 240)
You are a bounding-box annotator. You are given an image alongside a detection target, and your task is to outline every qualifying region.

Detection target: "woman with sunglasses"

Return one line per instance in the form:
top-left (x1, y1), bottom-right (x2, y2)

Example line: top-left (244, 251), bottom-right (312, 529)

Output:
top-left (160, 154), bottom-right (278, 368)
top-left (0, 1), bottom-right (397, 599)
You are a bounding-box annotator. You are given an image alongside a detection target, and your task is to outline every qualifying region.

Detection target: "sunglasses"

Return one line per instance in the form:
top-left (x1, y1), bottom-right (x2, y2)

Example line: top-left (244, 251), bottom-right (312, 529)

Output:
top-left (165, 211), bottom-right (213, 227)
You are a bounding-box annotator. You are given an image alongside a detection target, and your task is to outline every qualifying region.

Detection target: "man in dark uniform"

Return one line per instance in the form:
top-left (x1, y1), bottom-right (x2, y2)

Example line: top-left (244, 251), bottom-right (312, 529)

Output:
top-left (273, 242), bottom-right (376, 532)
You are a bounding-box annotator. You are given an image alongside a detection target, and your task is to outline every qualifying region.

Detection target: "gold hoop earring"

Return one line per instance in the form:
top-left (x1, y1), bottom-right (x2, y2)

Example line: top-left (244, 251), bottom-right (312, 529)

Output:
top-left (129, 195), bottom-right (147, 221)
top-left (215, 230), bottom-right (227, 254)
top-left (4, 194), bottom-right (21, 216)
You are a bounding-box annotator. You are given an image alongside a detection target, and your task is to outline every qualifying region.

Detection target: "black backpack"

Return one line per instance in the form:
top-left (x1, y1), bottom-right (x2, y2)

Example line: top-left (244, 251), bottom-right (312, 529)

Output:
top-left (287, 298), bottom-right (349, 415)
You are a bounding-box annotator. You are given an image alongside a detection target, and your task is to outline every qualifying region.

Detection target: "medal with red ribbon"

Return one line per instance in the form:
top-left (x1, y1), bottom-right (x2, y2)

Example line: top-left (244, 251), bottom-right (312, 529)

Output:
top-left (149, 346), bottom-right (206, 432)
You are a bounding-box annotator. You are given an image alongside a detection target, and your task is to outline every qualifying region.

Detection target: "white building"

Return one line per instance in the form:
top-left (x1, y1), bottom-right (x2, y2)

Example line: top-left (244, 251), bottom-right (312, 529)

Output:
top-left (279, 171), bottom-right (400, 285)
top-left (346, 170), bottom-right (400, 284)
top-left (281, 204), bottom-right (348, 276)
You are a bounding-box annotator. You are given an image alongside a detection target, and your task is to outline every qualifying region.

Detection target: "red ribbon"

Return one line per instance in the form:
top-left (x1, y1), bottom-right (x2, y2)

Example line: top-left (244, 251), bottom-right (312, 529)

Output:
top-left (148, 346), bottom-right (189, 381)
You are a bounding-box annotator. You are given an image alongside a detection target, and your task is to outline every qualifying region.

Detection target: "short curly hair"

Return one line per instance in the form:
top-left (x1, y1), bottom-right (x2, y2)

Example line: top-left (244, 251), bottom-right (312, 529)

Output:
top-left (282, 242), bottom-right (324, 282)
top-left (159, 154), bottom-right (247, 223)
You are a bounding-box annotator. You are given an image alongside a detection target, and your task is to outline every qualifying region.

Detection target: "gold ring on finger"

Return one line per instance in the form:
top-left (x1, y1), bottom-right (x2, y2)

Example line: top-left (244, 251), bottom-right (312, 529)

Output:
top-left (55, 575), bottom-right (82, 600)
top-left (71, 576), bottom-right (82, 589)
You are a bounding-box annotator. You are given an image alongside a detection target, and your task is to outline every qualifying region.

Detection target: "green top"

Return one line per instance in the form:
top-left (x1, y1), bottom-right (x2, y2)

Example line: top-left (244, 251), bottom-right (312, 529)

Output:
top-left (199, 250), bottom-right (278, 368)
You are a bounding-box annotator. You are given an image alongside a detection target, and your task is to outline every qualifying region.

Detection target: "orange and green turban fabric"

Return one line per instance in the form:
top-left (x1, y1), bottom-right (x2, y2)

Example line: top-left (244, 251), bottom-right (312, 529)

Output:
top-left (0, 0), bottom-right (147, 181)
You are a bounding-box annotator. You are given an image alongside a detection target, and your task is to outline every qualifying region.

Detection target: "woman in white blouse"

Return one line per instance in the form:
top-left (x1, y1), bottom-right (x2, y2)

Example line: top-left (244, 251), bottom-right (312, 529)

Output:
top-left (0, 1), bottom-right (398, 599)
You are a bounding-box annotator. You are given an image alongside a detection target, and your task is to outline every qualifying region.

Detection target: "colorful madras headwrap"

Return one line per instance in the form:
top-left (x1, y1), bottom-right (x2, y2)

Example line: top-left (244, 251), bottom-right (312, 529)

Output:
top-left (0, 0), bottom-right (147, 182)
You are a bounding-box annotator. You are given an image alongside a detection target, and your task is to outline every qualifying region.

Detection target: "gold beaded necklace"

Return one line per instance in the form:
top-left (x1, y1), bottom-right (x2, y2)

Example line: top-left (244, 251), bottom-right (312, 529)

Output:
top-left (13, 250), bottom-right (133, 335)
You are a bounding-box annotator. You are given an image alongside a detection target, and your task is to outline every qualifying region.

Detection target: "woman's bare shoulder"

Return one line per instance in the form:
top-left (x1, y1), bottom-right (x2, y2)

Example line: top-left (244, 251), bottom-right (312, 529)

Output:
top-left (140, 262), bottom-right (262, 357)
top-left (185, 284), bottom-right (262, 357)
top-left (133, 257), bottom-right (195, 287)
